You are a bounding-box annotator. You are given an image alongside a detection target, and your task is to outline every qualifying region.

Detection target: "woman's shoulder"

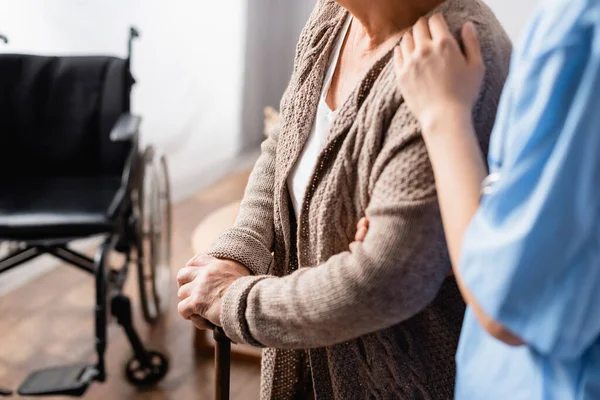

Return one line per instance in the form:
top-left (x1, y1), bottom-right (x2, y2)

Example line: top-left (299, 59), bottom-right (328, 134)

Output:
top-left (311, 0), bottom-right (344, 21)
top-left (298, 0), bottom-right (346, 48)
top-left (287, 1), bottom-right (347, 84)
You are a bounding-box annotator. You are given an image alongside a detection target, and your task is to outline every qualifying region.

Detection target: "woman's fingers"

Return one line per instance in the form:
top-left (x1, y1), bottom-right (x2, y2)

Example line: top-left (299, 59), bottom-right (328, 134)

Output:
top-left (355, 229), bottom-right (366, 242)
top-left (177, 282), bottom-right (192, 300)
top-left (354, 217), bottom-right (370, 242)
top-left (176, 266), bottom-right (200, 287)
top-left (190, 314), bottom-right (214, 331)
top-left (461, 22), bottom-right (483, 66)
top-left (357, 217), bottom-right (369, 232)
top-left (177, 297), bottom-right (196, 320)
top-left (412, 17), bottom-right (432, 46)
top-left (186, 253), bottom-right (217, 267)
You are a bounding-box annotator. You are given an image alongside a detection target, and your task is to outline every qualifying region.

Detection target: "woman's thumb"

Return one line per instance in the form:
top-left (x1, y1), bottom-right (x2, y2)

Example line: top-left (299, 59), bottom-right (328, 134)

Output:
top-left (461, 22), bottom-right (482, 66)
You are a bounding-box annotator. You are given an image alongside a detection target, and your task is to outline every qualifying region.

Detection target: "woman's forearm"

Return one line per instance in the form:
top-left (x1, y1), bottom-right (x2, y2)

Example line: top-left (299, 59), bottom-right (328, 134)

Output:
top-left (222, 199), bottom-right (449, 349)
top-left (423, 115), bottom-right (524, 346)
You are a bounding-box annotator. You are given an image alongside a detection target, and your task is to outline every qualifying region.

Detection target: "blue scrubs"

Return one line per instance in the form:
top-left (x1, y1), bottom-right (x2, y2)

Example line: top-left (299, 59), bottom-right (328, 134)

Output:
top-left (455, 0), bottom-right (600, 398)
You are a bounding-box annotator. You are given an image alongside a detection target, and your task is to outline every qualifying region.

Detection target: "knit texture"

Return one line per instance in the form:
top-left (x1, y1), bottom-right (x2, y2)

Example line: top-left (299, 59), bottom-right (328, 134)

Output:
top-left (209, 1), bottom-right (512, 398)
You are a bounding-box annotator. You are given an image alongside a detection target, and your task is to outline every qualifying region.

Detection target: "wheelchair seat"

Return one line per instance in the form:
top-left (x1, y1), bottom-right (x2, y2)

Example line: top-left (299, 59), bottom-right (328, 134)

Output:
top-left (0, 176), bottom-right (120, 240)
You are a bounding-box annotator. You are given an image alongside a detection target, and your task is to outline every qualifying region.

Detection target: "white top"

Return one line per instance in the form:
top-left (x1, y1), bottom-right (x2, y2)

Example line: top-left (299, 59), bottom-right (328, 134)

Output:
top-left (287, 15), bottom-right (352, 219)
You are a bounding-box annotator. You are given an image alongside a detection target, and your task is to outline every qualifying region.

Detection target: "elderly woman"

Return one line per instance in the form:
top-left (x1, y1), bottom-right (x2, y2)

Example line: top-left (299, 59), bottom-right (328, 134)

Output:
top-left (177, 0), bottom-right (511, 398)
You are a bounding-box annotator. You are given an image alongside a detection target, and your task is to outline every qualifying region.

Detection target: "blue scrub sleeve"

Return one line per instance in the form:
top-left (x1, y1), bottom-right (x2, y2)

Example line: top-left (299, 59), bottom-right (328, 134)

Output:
top-left (460, 29), bottom-right (600, 360)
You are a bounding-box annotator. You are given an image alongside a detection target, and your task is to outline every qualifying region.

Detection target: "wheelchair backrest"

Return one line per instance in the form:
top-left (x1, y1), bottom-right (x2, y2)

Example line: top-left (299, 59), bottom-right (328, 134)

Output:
top-left (0, 54), bottom-right (133, 177)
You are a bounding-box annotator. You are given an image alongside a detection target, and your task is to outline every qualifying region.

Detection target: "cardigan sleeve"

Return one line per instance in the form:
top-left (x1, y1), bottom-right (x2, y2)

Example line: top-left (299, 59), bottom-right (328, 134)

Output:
top-left (220, 110), bottom-right (454, 348)
top-left (207, 128), bottom-right (279, 275)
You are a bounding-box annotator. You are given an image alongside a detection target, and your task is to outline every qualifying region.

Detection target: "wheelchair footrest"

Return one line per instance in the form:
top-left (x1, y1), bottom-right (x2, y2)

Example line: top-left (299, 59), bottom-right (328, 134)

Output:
top-left (18, 364), bottom-right (96, 397)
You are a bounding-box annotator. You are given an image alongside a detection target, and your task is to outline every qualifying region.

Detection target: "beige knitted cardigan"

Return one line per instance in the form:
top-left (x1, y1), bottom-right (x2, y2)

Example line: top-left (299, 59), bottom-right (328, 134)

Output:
top-left (209, 0), bottom-right (511, 398)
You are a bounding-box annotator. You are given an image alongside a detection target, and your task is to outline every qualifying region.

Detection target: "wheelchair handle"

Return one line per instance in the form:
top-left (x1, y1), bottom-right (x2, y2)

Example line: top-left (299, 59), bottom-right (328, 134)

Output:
top-left (129, 27), bottom-right (140, 40)
top-left (0, 34), bottom-right (7, 44)
top-left (127, 26), bottom-right (140, 61)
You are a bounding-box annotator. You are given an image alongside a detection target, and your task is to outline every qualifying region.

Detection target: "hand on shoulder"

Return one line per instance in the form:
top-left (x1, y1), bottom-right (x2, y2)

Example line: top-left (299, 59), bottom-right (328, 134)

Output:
top-left (394, 14), bottom-right (485, 135)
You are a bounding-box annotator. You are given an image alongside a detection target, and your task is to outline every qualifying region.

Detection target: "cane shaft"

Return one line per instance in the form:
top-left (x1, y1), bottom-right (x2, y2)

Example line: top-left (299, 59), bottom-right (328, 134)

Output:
top-left (213, 328), bottom-right (231, 400)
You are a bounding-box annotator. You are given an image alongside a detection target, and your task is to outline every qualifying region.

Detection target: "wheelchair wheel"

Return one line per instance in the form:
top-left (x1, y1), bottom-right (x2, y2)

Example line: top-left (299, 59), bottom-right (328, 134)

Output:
top-left (124, 350), bottom-right (169, 387)
top-left (136, 146), bottom-right (173, 324)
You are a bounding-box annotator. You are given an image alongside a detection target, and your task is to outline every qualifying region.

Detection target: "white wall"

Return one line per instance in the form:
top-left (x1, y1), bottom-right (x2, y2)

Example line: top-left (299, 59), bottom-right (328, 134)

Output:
top-left (0, 0), bottom-right (250, 201)
top-left (240, 0), bottom-right (316, 150)
top-left (484, 0), bottom-right (537, 42)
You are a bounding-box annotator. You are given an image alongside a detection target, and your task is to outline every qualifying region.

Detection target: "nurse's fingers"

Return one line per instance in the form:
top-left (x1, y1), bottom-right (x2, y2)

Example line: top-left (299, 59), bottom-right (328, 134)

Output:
top-left (412, 17), bottom-right (432, 47)
top-left (428, 13), bottom-right (452, 42)
top-left (401, 31), bottom-right (415, 60)
top-left (462, 22), bottom-right (483, 67)
top-left (393, 46), bottom-right (404, 76)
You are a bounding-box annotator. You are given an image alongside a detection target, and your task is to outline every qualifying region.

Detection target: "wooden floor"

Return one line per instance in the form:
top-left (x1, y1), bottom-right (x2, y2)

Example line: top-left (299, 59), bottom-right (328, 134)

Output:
top-left (0, 170), bottom-right (261, 400)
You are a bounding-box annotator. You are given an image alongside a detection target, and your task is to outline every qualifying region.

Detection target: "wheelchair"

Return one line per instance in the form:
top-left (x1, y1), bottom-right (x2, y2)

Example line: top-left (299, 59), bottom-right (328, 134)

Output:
top-left (0, 28), bottom-right (172, 397)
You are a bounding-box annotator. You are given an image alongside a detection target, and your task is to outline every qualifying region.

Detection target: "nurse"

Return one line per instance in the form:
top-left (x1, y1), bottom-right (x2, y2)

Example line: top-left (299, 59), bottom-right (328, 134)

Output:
top-left (388, 0), bottom-right (600, 398)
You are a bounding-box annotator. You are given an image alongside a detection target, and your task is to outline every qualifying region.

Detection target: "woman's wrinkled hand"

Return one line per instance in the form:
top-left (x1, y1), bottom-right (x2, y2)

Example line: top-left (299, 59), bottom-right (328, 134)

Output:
top-left (394, 14), bottom-right (485, 134)
top-left (176, 254), bottom-right (251, 330)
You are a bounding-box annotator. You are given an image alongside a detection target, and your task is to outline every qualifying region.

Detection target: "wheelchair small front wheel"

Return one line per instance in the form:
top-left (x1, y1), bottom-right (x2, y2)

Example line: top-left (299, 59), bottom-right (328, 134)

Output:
top-left (124, 350), bottom-right (169, 387)
top-left (135, 146), bottom-right (173, 324)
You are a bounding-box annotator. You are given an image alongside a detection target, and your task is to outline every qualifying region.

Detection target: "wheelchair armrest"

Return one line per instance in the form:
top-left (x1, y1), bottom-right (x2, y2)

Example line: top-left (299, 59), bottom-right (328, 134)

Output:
top-left (107, 132), bottom-right (138, 219)
top-left (110, 113), bottom-right (141, 142)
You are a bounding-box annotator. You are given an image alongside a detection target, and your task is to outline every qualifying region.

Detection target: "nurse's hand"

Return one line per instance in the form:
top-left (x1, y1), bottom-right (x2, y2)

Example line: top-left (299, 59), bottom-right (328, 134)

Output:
top-left (394, 14), bottom-right (484, 134)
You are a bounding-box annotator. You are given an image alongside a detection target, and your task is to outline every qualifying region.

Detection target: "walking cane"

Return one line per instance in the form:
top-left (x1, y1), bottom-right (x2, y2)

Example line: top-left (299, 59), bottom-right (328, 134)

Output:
top-left (213, 327), bottom-right (231, 400)
top-left (0, 32), bottom-right (10, 399)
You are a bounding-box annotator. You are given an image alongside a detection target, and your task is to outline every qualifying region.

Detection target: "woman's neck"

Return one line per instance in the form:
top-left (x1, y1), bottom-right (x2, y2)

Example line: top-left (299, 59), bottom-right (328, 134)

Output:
top-left (343, 0), bottom-right (447, 48)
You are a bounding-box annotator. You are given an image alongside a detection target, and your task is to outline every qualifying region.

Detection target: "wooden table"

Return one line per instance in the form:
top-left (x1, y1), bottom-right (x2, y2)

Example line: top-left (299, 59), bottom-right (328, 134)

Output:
top-left (191, 200), bottom-right (262, 364)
